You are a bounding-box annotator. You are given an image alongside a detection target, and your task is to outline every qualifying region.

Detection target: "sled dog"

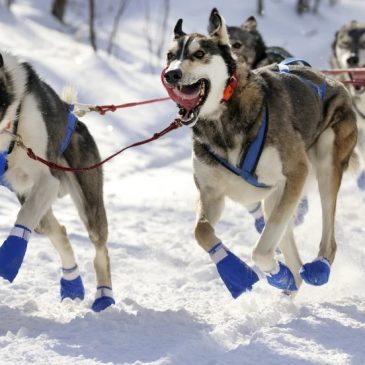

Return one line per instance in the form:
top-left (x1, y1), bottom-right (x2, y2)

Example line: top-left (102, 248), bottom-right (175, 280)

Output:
top-left (162, 9), bottom-right (357, 297)
top-left (331, 21), bottom-right (365, 188)
top-left (0, 52), bottom-right (114, 311)
top-left (227, 16), bottom-right (293, 69)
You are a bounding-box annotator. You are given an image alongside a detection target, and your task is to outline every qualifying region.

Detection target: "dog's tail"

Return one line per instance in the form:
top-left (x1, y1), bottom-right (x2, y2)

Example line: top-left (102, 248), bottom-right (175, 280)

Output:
top-left (60, 86), bottom-right (78, 105)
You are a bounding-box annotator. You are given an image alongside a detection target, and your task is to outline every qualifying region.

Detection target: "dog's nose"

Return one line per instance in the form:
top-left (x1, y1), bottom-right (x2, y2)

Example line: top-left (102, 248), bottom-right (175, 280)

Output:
top-left (347, 55), bottom-right (359, 67)
top-left (164, 69), bottom-right (182, 85)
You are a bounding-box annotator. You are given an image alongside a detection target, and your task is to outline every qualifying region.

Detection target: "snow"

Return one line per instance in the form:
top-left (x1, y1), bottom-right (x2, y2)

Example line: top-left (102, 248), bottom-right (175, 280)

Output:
top-left (1, 0), bottom-right (365, 364)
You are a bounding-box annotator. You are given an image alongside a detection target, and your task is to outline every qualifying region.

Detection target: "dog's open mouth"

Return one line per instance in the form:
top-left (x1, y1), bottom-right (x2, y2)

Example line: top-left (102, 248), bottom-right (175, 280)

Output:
top-left (163, 77), bottom-right (210, 125)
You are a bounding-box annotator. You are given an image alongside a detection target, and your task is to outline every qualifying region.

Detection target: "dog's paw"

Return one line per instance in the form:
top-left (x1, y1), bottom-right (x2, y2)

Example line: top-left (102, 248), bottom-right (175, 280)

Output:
top-left (299, 257), bottom-right (330, 286)
top-left (294, 196), bottom-right (309, 226)
top-left (267, 261), bottom-right (298, 291)
top-left (254, 216), bottom-right (265, 234)
top-left (60, 276), bottom-right (85, 301)
top-left (357, 170), bottom-right (365, 191)
top-left (209, 243), bottom-right (259, 298)
top-left (92, 296), bottom-right (115, 312)
top-left (0, 227), bottom-right (30, 283)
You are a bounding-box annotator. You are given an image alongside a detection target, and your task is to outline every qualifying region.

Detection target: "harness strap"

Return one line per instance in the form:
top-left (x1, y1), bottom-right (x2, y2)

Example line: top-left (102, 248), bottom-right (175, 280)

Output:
top-left (204, 108), bottom-right (269, 189)
top-left (277, 58), bottom-right (327, 101)
top-left (59, 104), bottom-right (78, 156)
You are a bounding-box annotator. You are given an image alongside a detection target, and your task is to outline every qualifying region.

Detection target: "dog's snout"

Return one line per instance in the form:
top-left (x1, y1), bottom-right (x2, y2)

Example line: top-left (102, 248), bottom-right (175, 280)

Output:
top-left (164, 69), bottom-right (182, 85)
top-left (347, 55), bottom-right (359, 67)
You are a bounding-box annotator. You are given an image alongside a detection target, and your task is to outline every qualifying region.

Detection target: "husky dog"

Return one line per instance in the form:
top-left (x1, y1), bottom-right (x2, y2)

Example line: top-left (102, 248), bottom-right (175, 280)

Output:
top-left (331, 21), bottom-right (365, 189)
top-left (0, 53), bottom-right (114, 312)
top-left (162, 9), bottom-right (357, 297)
top-left (227, 16), bottom-right (293, 69)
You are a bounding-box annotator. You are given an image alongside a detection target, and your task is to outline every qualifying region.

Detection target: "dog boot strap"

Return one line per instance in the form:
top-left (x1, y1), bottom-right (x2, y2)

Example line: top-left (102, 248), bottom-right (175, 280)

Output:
top-left (209, 243), bottom-right (259, 299)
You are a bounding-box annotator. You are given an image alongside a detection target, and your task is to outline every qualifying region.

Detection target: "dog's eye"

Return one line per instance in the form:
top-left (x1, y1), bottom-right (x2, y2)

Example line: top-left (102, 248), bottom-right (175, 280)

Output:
top-left (167, 52), bottom-right (176, 61)
top-left (232, 42), bottom-right (242, 49)
top-left (194, 50), bottom-right (205, 59)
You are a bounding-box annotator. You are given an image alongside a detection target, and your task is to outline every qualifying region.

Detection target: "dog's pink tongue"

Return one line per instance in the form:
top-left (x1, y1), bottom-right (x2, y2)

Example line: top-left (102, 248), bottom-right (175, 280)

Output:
top-left (170, 88), bottom-right (200, 110)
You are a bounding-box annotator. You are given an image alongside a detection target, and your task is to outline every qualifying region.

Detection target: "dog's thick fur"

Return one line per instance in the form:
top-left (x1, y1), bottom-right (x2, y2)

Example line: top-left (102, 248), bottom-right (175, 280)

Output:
top-left (0, 53), bottom-right (112, 296)
top-left (227, 16), bottom-right (293, 69)
top-left (331, 21), bottom-right (365, 158)
top-left (164, 10), bottom-right (357, 287)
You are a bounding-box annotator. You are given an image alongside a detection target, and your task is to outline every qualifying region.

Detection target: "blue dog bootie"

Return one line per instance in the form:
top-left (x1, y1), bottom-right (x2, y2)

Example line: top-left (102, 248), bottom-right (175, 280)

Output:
top-left (248, 202), bottom-right (265, 234)
top-left (209, 242), bottom-right (259, 298)
top-left (60, 264), bottom-right (85, 301)
top-left (92, 286), bottom-right (115, 312)
top-left (266, 261), bottom-right (298, 291)
top-left (0, 224), bottom-right (31, 282)
top-left (299, 257), bottom-right (331, 286)
top-left (357, 170), bottom-right (365, 190)
top-left (294, 196), bottom-right (309, 226)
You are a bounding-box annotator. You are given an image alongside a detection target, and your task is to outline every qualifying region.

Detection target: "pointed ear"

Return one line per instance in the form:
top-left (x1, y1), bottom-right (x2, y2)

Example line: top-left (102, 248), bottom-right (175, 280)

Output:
top-left (174, 19), bottom-right (186, 39)
top-left (0, 54), bottom-right (3, 68)
top-left (241, 16), bottom-right (257, 31)
top-left (208, 8), bottom-right (230, 45)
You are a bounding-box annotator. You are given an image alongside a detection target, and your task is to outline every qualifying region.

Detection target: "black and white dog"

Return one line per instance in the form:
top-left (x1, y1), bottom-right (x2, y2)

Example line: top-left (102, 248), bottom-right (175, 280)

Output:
top-left (0, 52), bottom-right (114, 312)
top-left (331, 21), bottom-right (365, 189)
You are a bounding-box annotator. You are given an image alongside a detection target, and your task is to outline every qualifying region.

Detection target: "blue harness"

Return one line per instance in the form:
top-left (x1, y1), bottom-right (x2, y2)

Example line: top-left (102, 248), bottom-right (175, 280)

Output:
top-left (59, 104), bottom-right (78, 156)
top-left (204, 58), bottom-right (327, 189)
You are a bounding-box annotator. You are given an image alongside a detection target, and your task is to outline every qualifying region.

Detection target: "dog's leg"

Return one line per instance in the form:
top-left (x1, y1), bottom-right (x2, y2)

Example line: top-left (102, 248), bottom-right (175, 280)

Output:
top-left (300, 117), bottom-right (357, 286)
top-left (252, 155), bottom-right (308, 291)
top-left (37, 209), bottom-right (85, 301)
top-left (0, 172), bottom-right (59, 282)
top-left (195, 187), bottom-right (259, 298)
top-left (263, 190), bottom-right (303, 291)
top-left (68, 171), bottom-right (114, 312)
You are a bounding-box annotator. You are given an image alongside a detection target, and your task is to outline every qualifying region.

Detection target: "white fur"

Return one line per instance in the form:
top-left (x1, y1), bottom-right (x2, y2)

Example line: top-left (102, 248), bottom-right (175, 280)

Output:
top-left (186, 55), bottom-right (229, 119)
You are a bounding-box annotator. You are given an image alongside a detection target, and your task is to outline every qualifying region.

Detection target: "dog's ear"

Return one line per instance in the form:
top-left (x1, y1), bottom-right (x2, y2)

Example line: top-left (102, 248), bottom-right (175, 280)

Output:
top-left (208, 8), bottom-right (230, 45)
top-left (0, 54), bottom-right (3, 69)
top-left (174, 19), bottom-right (186, 39)
top-left (241, 16), bottom-right (257, 31)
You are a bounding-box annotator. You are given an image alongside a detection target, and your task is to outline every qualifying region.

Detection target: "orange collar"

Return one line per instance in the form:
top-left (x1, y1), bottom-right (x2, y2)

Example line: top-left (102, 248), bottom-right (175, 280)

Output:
top-left (221, 72), bottom-right (238, 103)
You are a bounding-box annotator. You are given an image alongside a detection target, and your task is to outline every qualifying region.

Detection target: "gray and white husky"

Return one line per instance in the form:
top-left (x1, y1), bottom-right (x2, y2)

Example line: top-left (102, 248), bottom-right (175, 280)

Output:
top-left (0, 52), bottom-right (114, 312)
top-left (162, 9), bottom-right (357, 297)
top-left (331, 20), bottom-right (365, 189)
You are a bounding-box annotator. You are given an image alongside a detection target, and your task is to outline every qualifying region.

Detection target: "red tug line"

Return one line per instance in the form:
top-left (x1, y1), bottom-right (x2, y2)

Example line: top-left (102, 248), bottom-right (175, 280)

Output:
top-left (15, 68), bottom-right (365, 172)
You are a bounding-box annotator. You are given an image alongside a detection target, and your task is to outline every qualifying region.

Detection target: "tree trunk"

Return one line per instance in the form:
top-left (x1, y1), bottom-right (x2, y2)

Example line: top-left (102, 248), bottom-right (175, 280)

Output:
top-left (51, 0), bottom-right (67, 22)
top-left (6, 0), bottom-right (14, 8)
top-left (89, 0), bottom-right (97, 52)
top-left (257, 0), bottom-right (264, 16)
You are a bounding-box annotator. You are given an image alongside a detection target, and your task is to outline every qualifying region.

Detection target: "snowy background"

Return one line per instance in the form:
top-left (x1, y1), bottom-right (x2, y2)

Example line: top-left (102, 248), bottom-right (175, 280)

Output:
top-left (1, 0), bottom-right (365, 364)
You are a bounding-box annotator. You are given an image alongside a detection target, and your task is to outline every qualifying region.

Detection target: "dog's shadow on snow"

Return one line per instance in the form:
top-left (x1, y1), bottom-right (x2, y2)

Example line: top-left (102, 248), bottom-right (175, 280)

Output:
top-left (1, 300), bottom-right (365, 364)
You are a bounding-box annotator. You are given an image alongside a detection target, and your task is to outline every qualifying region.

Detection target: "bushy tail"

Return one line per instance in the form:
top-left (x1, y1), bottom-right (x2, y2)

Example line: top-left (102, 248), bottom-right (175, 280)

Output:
top-left (61, 86), bottom-right (78, 105)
